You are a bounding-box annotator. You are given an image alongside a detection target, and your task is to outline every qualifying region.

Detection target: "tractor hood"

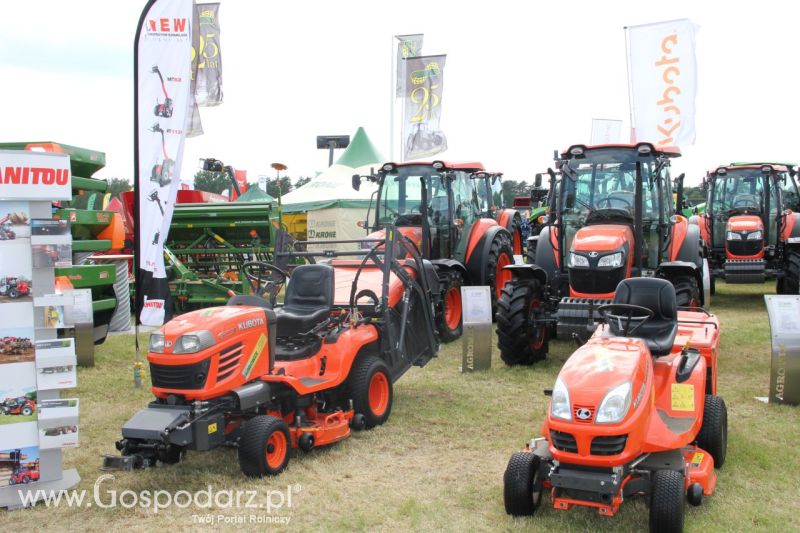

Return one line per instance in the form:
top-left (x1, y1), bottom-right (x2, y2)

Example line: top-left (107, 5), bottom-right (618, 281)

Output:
top-left (365, 226), bottom-right (423, 252)
top-left (556, 336), bottom-right (649, 417)
top-left (571, 224), bottom-right (634, 253)
top-left (158, 306), bottom-right (266, 347)
top-left (727, 215), bottom-right (763, 232)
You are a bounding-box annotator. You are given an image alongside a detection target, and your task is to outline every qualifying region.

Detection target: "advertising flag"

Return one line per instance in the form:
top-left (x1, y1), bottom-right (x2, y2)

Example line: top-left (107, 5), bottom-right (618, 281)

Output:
top-left (402, 55), bottom-right (448, 161)
top-left (395, 34), bottom-right (423, 98)
top-left (590, 118), bottom-right (623, 145)
top-left (134, 0), bottom-right (194, 326)
top-left (195, 3), bottom-right (223, 105)
top-left (627, 19), bottom-right (698, 147)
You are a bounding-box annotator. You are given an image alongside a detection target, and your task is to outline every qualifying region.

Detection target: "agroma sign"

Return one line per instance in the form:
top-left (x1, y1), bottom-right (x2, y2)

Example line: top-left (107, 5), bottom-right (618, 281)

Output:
top-left (0, 150), bottom-right (72, 201)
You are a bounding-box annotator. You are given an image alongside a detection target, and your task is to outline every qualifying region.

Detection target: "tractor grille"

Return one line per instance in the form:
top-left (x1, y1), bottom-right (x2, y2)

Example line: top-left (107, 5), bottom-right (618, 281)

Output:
top-left (216, 343), bottom-right (244, 382)
top-left (727, 239), bottom-right (762, 257)
top-left (572, 404), bottom-right (595, 423)
top-left (569, 265), bottom-right (625, 295)
top-left (590, 435), bottom-right (627, 456)
top-left (550, 430), bottom-right (578, 453)
top-left (150, 359), bottom-right (210, 390)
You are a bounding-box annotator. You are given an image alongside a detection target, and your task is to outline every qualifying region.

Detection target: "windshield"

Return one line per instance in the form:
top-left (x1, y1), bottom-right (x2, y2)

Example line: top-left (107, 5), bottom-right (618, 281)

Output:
top-left (377, 166), bottom-right (447, 226)
top-left (711, 170), bottom-right (767, 212)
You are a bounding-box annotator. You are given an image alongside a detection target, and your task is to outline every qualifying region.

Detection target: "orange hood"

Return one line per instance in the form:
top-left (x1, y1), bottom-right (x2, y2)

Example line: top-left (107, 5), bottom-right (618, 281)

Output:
top-left (727, 215), bottom-right (763, 232)
top-left (572, 224), bottom-right (634, 253)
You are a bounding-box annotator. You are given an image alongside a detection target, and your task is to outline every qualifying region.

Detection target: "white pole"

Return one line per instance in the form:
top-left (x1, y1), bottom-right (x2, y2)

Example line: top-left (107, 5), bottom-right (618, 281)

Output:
top-left (623, 26), bottom-right (636, 143)
top-left (389, 35), bottom-right (395, 161)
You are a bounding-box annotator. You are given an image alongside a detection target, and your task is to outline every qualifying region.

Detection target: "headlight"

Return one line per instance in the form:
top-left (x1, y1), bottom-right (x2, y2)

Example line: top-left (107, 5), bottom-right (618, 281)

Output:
top-left (598, 252), bottom-right (623, 268)
top-left (551, 377), bottom-right (571, 420)
top-left (173, 331), bottom-right (215, 354)
top-left (149, 333), bottom-right (165, 353)
top-left (747, 230), bottom-right (762, 240)
top-left (726, 231), bottom-right (742, 240)
top-left (568, 253), bottom-right (589, 268)
top-left (595, 381), bottom-right (632, 424)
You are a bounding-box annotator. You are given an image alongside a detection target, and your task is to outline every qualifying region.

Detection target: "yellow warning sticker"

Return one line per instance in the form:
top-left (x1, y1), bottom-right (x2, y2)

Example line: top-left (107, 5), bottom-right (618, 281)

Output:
top-left (671, 383), bottom-right (695, 411)
top-left (242, 333), bottom-right (267, 378)
top-left (691, 452), bottom-right (704, 467)
top-left (208, 422), bottom-right (218, 434)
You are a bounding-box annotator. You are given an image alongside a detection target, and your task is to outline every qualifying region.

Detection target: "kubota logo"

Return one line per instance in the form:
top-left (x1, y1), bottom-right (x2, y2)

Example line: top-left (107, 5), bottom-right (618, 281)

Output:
top-left (655, 32), bottom-right (682, 146)
top-left (238, 318), bottom-right (264, 331)
top-left (576, 408), bottom-right (592, 420)
top-left (1, 167), bottom-right (70, 186)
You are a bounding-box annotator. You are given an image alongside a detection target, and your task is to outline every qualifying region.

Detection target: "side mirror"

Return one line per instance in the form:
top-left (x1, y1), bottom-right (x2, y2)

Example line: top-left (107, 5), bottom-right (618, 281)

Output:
top-left (352, 174), bottom-right (361, 191)
top-left (534, 173), bottom-right (542, 188)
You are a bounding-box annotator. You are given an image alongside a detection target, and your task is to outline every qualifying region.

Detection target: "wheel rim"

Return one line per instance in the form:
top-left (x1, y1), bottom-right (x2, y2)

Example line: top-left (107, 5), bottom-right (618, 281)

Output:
top-left (513, 229), bottom-right (522, 255)
top-left (495, 254), bottom-right (513, 299)
top-left (265, 431), bottom-right (287, 470)
top-left (444, 286), bottom-right (462, 331)
top-left (528, 298), bottom-right (546, 350)
top-left (368, 372), bottom-right (390, 416)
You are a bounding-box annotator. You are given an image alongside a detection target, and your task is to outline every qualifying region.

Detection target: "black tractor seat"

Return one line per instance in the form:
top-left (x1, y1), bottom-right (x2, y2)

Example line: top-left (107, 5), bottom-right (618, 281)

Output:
top-left (609, 277), bottom-right (678, 356)
top-left (274, 263), bottom-right (335, 340)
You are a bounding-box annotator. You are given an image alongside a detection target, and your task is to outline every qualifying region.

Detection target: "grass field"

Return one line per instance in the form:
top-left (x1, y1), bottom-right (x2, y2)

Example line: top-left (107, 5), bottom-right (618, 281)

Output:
top-left (1, 282), bottom-right (798, 532)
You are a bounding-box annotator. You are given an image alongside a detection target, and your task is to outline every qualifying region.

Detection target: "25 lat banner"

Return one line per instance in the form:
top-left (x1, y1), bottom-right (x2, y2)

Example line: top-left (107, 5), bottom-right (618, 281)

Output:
top-left (402, 54), bottom-right (448, 161)
top-left (627, 19), bottom-right (699, 147)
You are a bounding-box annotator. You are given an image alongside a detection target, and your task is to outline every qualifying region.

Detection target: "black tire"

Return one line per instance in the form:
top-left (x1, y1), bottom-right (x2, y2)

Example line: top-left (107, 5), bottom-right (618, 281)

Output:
top-left (497, 279), bottom-right (549, 365)
top-left (348, 356), bottom-right (393, 429)
top-left (238, 415), bottom-right (291, 477)
top-left (697, 395), bottom-right (727, 468)
top-left (507, 212), bottom-right (524, 256)
top-left (486, 232), bottom-right (515, 314)
top-left (8, 288), bottom-right (19, 299)
top-left (503, 452), bottom-right (543, 516)
top-left (437, 272), bottom-right (463, 343)
top-left (779, 250), bottom-right (800, 294)
top-left (649, 469), bottom-right (685, 533)
top-left (21, 406), bottom-right (32, 416)
top-left (672, 275), bottom-right (700, 308)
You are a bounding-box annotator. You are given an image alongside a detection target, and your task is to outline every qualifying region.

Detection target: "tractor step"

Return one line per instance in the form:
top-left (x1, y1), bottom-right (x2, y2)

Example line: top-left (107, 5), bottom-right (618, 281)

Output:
top-left (724, 259), bottom-right (765, 283)
top-left (557, 297), bottom-right (612, 343)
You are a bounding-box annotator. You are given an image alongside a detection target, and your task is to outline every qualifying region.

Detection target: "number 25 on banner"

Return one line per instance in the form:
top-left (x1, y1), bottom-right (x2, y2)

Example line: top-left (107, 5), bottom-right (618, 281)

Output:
top-left (191, 33), bottom-right (219, 70)
top-left (410, 84), bottom-right (440, 123)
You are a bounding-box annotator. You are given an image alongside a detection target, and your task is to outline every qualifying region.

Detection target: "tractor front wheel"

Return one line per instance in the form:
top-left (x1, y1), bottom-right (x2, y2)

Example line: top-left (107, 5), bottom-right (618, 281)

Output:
top-left (238, 415), bottom-right (291, 477)
top-left (348, 356), bottom-right (393, 429)
top-left (672, 275), bottom-right (700, 309)
top-left (486, 233), bottom-right (514, 314)
top-left (8, 288), bottom-right (19, 299)
top-left (497, 279), bottom-right (549, 365)
top-left (697, 394), bottom-right (727, 468)
top-left (649, 469), bottom-right (685, 533)
top-left (437, 273), bottom-right (463, 343)
top-left (503, 452), bottom-right (543, 516)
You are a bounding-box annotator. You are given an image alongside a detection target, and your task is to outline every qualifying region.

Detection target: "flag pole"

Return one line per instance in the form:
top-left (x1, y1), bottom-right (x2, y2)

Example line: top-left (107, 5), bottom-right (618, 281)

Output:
top-left (623, 26), bottom-right (636, 143)
top-left (389, 35), bottom-right (395, 161)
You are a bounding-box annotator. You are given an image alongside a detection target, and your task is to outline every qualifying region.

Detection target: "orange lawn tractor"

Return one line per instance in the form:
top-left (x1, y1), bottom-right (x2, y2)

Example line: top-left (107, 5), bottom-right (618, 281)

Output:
top-left (692, 163), bottom-right (800, 292)
top-left (504, 277), bottom-right (726, 533)
top-left (353, 161), bottom-right (519, 342)
top-left (104, 227), bottom-right (439, 476)
top-left (497, 143), bottom-right (709, 365)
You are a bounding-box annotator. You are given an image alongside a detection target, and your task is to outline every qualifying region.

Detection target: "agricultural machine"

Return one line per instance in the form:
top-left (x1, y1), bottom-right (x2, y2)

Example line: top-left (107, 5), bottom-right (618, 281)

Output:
top-left (511, 172), bottom-right (551, 262)
top-left (503, 277), bottom-right (727, 533)
top-left (691, 163), bottom-right (800, 292)
top-left (0, 212), bottom-right (27, 240)
top-left (497, 143), bottom-right (709, 365)
top-left (150, 123), bottom-right (175, 187)
top-left (8, 467), bottom-right (40, 485)
top-left (1, 397), bottom-right (36, 417)
top-left (0, 277), bottom-right (31, 300)
top-left (103, 227), bottom-right (438, 475)
top-left (353, 161), bottom-right (518, 342)
top-left (43, 426), bottom-right (77, 437)
top-left (0, 337), bottom-right (34, 355)
top-left (151, 65), bottom-right (174, 118)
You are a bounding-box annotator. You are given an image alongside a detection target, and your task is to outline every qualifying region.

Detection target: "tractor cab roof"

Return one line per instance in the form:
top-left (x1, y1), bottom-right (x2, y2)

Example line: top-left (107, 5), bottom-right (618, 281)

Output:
top-left (709, 163), bottom-right (790, 175)
top-left (561, 143), bottom-right (681, 159)
top-left (387, 161), bottom-right (485, 173)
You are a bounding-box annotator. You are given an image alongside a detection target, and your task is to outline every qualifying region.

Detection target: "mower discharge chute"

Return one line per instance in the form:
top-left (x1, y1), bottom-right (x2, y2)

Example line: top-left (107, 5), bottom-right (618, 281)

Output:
top-left (151, 65), bottom-right (174, 118)
top-left (354, 161), bottom-right (518, 343)
top-left (497, 143), bottom-right (709, 365)
top-left (504, 277), bottom-right (726, 532)
top-left (150, 123), bottom-right (174, 187)
top-left (692, 163), bottom-right (800, 292)
top-left (103, 226), bottom-right (439, 476)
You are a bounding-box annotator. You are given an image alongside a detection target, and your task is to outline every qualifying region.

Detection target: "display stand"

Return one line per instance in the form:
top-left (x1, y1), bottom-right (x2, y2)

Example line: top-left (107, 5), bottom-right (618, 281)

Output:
top-left (0, 149), bottom-right (80, 509)
top-left (460, 286), bottom-right (492, 372)
top-left (764, 295), bottom-right (800, 405)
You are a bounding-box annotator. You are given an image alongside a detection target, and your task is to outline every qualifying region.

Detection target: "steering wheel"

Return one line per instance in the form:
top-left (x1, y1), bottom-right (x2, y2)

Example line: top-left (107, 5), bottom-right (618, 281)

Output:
top-left (597, 194), bottom-right (634, 209)
top-left (732, 195), bottom-right (757, 208)
top-left (241, 261), bottom-right (290, 302)
top-left (597, 303), bottom-right (654, 336)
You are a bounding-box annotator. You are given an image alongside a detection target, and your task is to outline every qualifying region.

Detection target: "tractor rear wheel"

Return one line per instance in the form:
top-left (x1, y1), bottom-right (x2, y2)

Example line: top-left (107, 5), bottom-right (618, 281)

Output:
top-left (649, 469), bottom-right (685, 533)
top-left (348, 356), bottom-right (393, 429)
top-left (697, 395), bottom-right (727, 468)
top-left (21, 405), bottom-right (32, 416)
top-left (497, 279), bottom-right (549, 365)
top-left (486, 233), bottom-right (515, 314)
top-left (238, 415), bottom-right (291, 477)
top-left (503, 452), bottom-right (543, 516)
top-left (507, 212), bottom-right (523, 256)
top-left (437, 273), bottom-right (463, 343)
top-left (672, 275), bottom-right (700, 309)
top-left (779, 250), bottom-right (800, 294)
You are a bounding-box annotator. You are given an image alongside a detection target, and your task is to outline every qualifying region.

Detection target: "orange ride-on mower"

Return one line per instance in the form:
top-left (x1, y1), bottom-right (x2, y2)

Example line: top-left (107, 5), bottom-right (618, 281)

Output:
top-left (353, 161), bottom-right (518, 342)
top-left (497, 143), bottom-right (710, 365)
top-left (692, 163), bottom-right (800, 292)
top-left (503, 278), bottom-right (727, 533)
top-left (104, 227), bottom-right (439, 476)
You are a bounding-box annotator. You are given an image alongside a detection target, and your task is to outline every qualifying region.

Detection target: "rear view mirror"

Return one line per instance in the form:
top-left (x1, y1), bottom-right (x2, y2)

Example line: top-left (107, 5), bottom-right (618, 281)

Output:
top-left (534, 173), bottom-right (542, 188)
top-left (352, 174), bottom-right (361, 191)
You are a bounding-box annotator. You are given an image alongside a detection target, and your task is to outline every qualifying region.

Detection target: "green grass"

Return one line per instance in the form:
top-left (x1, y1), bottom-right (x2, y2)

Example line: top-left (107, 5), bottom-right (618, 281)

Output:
top-left (1, 282), bottom-right (798, 531)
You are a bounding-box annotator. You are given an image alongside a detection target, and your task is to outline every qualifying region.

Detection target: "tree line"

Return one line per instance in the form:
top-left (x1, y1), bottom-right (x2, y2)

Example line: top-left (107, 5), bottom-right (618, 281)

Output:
top-left (99, 174), bottom-right (314, 199)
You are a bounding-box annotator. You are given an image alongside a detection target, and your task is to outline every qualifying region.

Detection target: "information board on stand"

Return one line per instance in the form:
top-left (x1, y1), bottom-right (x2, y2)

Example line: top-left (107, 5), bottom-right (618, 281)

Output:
top-left (765, 295), bottom-right (800, 405)
top-left (460, 286), bottom-right (492, 372)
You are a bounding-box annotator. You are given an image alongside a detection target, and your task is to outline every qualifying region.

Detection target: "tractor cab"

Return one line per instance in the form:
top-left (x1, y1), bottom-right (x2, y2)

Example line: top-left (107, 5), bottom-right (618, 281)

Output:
top-left (698, 163), bottom-right (800, 286)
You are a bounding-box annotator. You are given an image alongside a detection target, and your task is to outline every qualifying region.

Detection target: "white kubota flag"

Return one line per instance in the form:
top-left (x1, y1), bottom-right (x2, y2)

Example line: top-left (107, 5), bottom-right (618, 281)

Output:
top-left (627, 19), bottom-right (698, 147)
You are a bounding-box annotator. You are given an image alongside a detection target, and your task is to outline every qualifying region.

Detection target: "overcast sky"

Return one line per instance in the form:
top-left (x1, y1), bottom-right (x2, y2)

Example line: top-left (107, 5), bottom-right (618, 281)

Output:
top-left (2, 0), bottom-right (798, 187)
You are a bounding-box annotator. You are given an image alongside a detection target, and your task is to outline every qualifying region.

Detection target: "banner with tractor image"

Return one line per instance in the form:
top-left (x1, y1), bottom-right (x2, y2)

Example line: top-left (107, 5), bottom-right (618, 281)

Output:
top-left (402, 54), bottom-right (448, 161)
top-left (135, 0), bottom-right (194, 326)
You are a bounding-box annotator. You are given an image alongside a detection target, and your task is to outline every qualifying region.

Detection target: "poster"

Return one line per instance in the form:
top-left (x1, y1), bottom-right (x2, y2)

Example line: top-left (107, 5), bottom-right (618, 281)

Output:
top-left (35, 339), bottom-right (77, 390)
top-left (0, 327), bottom-right (35, 365)
top-left (0, 446), bottom-right (40, 487)
top-left (0, 240), bottom-right (32, 304)
top-left (38, 399), bottom-right (79, 450)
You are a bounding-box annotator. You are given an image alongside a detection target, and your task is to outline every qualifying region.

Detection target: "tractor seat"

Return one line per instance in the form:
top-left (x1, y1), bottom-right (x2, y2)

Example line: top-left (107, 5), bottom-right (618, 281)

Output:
top-left (227, 295), bottom-right (272, 309)
top-left (609, 278), bottom-right (677, 356)
top-left (274, 263), bottom-right (335, 338)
